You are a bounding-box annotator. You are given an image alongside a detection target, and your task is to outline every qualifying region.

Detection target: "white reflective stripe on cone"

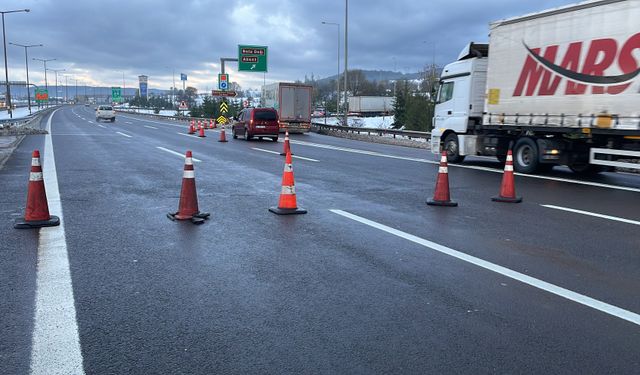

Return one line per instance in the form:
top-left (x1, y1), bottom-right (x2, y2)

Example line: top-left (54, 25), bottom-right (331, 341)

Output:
top-left (32, 158), bottom-right (41, 166)
top-left (506, 154), bottom-right (513, 162)
top-left (185, 157), bottom-right (193, 165)
top-left (183, 170), bottom-right (195, 179)
top-left (30, 172), bottom-right (43, 181)
top-left (284, 164), bottom-right (293, 172)
top-left (504, 165), bottom-right (514, 172)
top-left (440, 156), bottom-right (447, 163)
top-left (438, 167), bottom-right (448, 174)
top-left (281, 185), bottom-right (295, 195)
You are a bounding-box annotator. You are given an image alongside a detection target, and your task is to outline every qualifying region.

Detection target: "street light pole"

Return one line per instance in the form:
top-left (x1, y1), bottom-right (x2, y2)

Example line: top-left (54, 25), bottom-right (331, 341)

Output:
top-left (321, 21), bottom-right (340, 117)
top-left (9, 42), bottom-right (42, 114)
top-left (33, 58), bottom-right (55, 108)
top-left (1, 8), bottom-right (30, 118)
top-left (344, 0), bottom-right (348, 127)
top-left (47, 68), bottom-right (65, 105)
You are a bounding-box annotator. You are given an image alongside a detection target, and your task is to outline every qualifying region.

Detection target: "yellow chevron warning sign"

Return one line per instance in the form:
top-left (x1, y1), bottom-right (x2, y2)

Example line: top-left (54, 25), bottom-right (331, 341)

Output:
top-left (220, 102), bottom-right (229, 113)
top-left (217, 116), bottom-right (227, 124)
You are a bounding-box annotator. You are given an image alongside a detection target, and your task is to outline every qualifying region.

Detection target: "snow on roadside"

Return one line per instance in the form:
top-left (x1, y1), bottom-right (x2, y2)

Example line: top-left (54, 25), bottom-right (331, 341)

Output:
top-left (313, 115), bottom-right (395, 128)
top-left (0, 107), bottom-right (44, 120)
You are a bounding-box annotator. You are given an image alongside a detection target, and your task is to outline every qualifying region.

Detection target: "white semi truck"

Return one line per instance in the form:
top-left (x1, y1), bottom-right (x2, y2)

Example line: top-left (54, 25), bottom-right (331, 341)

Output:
top-left (431, 0), bottom-right (640, 174)
top-left (262, 82), bottom-right (313, 133)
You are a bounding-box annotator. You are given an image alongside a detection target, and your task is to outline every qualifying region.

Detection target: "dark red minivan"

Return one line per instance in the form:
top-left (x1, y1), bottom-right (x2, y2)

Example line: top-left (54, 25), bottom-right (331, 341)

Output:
top-left (232, 108), bottom-right (279, 142)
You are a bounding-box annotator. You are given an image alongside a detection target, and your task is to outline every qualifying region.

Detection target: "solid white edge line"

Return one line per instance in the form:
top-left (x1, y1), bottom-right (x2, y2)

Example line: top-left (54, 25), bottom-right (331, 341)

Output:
top-left (96, 124), bottom-right (106, 129)
top-left (30, 108), bottom-right (85, 374)
top-left (251, 147), bottom-right (320, 162)
top-left (116, 131), bottom-right (132, 138)
top-left (156, 146), bottom-right (202, 162)
top-left (290, 140), bottom-right (640, 193)
top-left (143, 125), bottom-right (158, 129)
top-left (330, 209), bottom-right (640, 327)
top-left (541, 204), bottom-right (640, 226)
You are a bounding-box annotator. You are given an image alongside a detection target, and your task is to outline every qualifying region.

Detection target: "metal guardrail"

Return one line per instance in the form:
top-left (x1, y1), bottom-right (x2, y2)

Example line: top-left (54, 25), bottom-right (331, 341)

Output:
top-left (311, 122), bottom-right (431, 140)
top-left (0, 106), bottom-right (60, 128)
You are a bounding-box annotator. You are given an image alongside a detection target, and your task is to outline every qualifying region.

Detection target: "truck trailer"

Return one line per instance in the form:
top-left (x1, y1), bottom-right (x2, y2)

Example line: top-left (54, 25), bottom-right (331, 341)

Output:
top-left (262, 82), bottom-right (313, 133)
top-left (348, 96), bottom-right (395, 116)
top-left (431, 0), bottom-right (640, 174)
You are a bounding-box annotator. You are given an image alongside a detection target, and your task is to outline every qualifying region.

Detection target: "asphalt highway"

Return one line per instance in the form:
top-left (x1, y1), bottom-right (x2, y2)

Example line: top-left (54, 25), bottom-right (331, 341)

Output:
top-left (2, 105), bottom-right (639, 374)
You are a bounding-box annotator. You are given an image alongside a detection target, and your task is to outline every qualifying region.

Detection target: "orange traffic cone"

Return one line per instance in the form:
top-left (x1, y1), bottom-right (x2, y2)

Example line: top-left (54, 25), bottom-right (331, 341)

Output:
top-left (492, 149), bottom-right (522, 203)
top-left (218, 125), bottom-right (228, 142)
top-left (14, 150), bottom-right (60, 229)
top-left (198, 125), bottom-right (206, 138)
top-left (269, 149), bottom-right (307, 215)
top-left (212, 119), bottom-right (217, 129)
top-left (427, 151), bottom-right (458, 207)
top-left (197, 120), bottom-right (202, 130)
top-left (209, 119), bottom-right (214, 129)
top-left (188, 120), bottom-right (195, 134)
top-left (280, 130), bottom-right (293, 156)
top-left (167, 151), bottom-right (210, 224)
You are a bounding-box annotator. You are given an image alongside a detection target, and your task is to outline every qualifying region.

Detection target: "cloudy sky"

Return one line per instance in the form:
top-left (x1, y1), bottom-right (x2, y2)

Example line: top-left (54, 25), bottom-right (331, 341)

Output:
top-left (2, 0), bottom-right (579, 93)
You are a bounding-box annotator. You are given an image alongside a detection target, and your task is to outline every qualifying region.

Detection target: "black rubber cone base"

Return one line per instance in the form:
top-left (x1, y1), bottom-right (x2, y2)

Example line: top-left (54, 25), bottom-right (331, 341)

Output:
top-left (14, 215), bottom-right (60, 229)
top-left (426, 199), bottom-right (458, 207)
top-left (491, 196), bottom-right (522, 203)
top-left (167, 211), bottom-right (211, 223)
top-left (218, 139), bottom-right (228, 143)
top-left (269, 207), bottom-right (307, 215)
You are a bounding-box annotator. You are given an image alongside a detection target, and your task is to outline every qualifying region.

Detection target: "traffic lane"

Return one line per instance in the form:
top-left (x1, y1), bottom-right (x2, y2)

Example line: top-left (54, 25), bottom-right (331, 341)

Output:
top-left (296, 156), bottom-right (640, 313)
top-left (85, 112), bottom-right (640, 291)
top-left (0, 134), bottom-right (45, 375)
top-left (46, 119), bottom-right (640, 374)
top-left (60, 109), bottom-right (640, 311)
top-left (115, 112), bottom-right (640, 192)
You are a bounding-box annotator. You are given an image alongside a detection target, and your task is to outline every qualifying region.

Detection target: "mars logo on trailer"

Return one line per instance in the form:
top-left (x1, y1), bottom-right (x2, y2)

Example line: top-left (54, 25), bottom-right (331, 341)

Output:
top-left (513, 32), bottom-right (640, 96)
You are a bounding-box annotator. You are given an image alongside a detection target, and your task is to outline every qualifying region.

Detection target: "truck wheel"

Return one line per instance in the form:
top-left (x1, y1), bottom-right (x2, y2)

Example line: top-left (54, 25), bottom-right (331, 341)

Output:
top-left (513, 137), bottom-right (539, 174)
top-left (232, 130), bottom-right (238, 139)
top-left (443, 133), bottom-right (465, 163)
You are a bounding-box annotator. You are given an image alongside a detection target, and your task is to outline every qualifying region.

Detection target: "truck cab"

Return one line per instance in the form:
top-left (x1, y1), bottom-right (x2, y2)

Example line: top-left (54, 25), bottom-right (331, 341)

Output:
top-left (432, 43), bottom-right (488, 162)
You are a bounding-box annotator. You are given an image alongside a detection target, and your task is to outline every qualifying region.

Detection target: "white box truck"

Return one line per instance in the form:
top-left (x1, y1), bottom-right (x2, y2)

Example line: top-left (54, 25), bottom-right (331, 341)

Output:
top-left (262, 82), bottom-right (313, 133)
top-left (431, 0), bottom-right (640, 174)
top-left (348, 96), bottom-right (395, 115)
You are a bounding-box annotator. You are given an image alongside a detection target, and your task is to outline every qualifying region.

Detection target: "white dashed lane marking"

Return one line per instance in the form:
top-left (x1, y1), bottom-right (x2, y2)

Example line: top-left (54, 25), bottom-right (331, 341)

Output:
top-left (330, 209), bottom-right (640, 327)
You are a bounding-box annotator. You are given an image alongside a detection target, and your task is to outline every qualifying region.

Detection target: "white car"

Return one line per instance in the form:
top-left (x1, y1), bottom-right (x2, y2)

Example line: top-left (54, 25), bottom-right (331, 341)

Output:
top-left (95, 105), bottom-right (116, 122)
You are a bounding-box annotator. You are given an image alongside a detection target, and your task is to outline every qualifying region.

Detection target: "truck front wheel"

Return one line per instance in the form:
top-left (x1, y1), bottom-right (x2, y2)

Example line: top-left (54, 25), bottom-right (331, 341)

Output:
top-left (513, 137), bottom-right (540, 174)
top-left (443, 133), bottom-right (465, 163)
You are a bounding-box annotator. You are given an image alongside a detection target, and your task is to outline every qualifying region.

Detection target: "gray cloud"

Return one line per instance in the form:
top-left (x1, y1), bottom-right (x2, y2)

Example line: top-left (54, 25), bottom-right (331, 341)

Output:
top-left (2, 0), bottom-right (578, 92)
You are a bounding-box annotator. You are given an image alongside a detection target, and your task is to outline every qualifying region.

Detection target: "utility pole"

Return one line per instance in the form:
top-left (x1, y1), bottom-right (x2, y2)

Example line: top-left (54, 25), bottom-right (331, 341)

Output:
top-left (33, 57), bottom-right (55, 108)
top-left (1, 9), bottom-right (31, 118)
top-left (344, 0), bottom-right (348, 127)
top-left (9, 42), bottom-right (42, 114)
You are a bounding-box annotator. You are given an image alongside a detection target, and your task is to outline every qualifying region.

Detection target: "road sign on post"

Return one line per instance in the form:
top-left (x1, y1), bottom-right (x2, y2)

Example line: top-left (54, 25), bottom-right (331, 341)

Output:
top-left (111, 87), bottom-right (122, 103)
top-left (238, 45), bottom-right (268, 72)
top-left (218, 73), bottom-right (229, 90)
top-left (35, 89), bottom-right (48, 103)
top-left (211, 90), bottom-right (237, 97)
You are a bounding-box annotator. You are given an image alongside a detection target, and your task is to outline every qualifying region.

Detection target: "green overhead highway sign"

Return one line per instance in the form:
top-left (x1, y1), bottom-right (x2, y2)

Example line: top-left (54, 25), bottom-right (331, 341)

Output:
top-left (238, 45), bottom-right (268, 72)
top-left (111, 87), bottom-right (122, 102)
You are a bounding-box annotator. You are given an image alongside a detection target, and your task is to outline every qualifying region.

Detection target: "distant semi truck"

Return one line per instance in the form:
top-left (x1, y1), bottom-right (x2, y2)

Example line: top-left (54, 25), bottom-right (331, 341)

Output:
top-left (262, 82), bottom-right (312, 133)
top-left (431, 0), bottom-right (640, 174)
top-left (348, 96), bottom-right (394, 116)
